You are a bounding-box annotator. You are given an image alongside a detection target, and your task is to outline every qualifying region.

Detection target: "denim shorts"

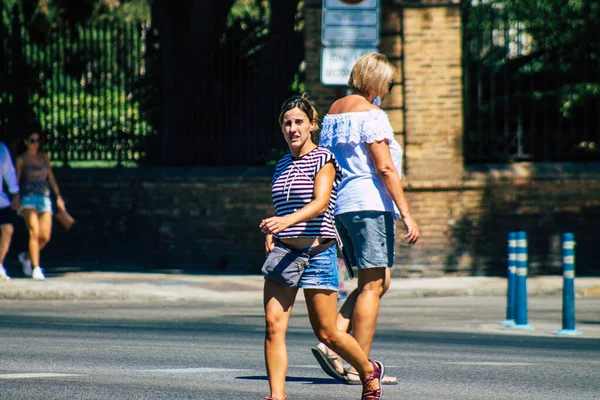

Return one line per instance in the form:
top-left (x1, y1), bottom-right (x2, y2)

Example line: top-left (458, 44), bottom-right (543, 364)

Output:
top-left (264, 242), bottom-right (339, 291)
top-left (335, 211), bottom-right (395, 269)
top-left (20, 194), bottom-right (53, 214)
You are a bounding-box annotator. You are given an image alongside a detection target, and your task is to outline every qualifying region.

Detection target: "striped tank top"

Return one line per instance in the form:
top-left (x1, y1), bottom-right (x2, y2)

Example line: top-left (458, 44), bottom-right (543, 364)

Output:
top-left (271, 147), bottom-right (342, 239)
top-left (21, 158), bottom-right (50, 196)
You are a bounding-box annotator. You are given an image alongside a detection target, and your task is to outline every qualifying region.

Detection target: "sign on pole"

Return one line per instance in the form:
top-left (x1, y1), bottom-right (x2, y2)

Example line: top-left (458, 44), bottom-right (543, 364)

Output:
top-left (321, 0), bottom-right (380, 86)
top-left (325, 0), bottom-right (378, 10)
top-left (321, 47), bottom-right (378, 86)
top-left (321, 0), bottom-right (380, 47)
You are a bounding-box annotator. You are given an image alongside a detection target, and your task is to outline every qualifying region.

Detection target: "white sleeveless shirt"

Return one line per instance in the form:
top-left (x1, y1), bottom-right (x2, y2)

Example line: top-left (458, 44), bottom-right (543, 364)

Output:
top-left (319, 109), bottom-right (403, 219)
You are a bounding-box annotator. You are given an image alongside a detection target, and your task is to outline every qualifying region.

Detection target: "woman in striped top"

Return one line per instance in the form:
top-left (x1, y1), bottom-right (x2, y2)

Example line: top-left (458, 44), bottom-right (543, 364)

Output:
top-left (260, 95), bottom-right (384, 400)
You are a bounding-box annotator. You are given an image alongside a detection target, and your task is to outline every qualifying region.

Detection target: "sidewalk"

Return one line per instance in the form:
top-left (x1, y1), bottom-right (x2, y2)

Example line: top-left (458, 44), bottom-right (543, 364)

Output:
top-left (1, 271), bottom-right (600, 302)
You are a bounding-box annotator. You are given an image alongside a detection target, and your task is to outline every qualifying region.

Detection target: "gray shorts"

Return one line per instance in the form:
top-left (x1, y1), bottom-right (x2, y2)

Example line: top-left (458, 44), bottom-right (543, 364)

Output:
top-left (335, 211), bottom-right (395, 269)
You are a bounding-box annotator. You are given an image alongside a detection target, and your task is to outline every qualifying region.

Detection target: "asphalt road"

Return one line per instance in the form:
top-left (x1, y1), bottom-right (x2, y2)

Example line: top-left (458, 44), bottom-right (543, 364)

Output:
top-left (1, 296), bottom-right (599, 399)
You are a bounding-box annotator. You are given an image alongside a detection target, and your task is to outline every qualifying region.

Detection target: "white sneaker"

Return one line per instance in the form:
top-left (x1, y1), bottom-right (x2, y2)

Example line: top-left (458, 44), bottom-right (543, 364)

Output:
top-left (0, 265), bottom-right (10, 280)
top-left (19, 252), bottom-right (32, 276)
top-left (32, 266), bottom-right (45, 281)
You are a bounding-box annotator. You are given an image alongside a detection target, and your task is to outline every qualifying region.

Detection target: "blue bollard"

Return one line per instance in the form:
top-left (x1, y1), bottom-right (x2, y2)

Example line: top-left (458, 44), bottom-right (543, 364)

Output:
top-left (500, 232), bottom-right (517, 326)
top-left (510, 231), bottom-right (534, 330)
top-left (555, 233), bottom-right (582, 336)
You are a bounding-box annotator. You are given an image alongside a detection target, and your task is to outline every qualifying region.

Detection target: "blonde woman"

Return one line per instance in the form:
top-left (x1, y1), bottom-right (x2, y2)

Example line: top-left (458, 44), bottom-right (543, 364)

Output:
top-left (312, 53), bottom-right (420, 385)
top-left (15, 130), bottom-right (65, 280)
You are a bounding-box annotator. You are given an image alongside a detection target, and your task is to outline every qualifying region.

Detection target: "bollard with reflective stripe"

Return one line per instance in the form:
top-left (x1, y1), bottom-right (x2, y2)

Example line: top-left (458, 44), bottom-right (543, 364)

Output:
top-left (555, 233), bottom-right (582, 336)
top-left (500, 232), bottom-right (517, 326)
top-left (510, 231), bottom-right (534, 330)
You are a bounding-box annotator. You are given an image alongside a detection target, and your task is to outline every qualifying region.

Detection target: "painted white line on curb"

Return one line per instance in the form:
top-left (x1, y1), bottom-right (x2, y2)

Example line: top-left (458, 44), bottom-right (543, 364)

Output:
top-left (0, 373), bottom-right (84, 379)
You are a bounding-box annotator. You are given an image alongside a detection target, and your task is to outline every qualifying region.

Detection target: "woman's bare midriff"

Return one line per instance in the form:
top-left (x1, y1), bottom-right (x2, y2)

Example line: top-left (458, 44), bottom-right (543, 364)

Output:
top-left (279, 237), bottom-right (332, 251)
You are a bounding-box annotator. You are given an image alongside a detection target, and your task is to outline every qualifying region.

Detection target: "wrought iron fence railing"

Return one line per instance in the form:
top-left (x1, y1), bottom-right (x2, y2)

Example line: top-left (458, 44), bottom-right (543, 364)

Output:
top-left (462, 0), bottom-right (600, 163)
top-left (0, 3), bottom-right (159, 167)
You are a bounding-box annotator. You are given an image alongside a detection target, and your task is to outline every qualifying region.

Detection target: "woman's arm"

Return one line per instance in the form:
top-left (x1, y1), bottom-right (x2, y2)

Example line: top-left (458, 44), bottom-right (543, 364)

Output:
top-left (368, 140), bottom-right (420, 244)
top-left (264, 233), bottom-right (274, 255)
top-left (45, 153), bottom-right (65, 212)
top-left (260, 162), bottom-right (336, 235)
top-left (15, 156), bottom-right (23, 182)
top-left (45, 153), bottom-right (60, 197)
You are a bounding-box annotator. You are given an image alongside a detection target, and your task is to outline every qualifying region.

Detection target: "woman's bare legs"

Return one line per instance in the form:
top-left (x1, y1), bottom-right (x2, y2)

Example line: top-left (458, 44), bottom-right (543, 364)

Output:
top-left (338, 267), bottom-right (392, 334)
top-left (318, 267), bottom-right (393, 380)
top-left (264, 279), bottom-right (298, 400)
top-left (21, 209), bottom-right (40, 267)
top-left (304, 288), bottom-right (379, 394)
top-left (351, 267), bottom-right (387, 356)
top-left (37, 212), bottom-right (52, 255)
top-left (0, 224), bottom-right (14, 266)
top-left (21, 210), bottom-right (52, 268)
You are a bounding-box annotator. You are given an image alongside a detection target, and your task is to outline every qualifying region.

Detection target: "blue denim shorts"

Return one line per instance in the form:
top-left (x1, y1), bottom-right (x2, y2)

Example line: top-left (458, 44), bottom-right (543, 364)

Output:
top-left (264, 242), bottom-right (339, 291)
top-left (20, 194), bottom-right (53, 214)
top-left (335, 211), bottom-right (395, 269)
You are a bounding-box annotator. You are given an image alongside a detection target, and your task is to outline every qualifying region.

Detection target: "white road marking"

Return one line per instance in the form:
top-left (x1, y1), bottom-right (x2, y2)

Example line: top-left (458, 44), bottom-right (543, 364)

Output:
top-left (0, 373), bottom-right (84, 380)
top-left (441, 362), bottom-right (538, 366)
top-left (137, 368), bottom-right (250, 373)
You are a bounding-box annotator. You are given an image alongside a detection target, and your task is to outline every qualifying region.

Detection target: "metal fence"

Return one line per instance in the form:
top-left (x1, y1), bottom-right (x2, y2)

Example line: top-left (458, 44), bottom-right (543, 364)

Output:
top-left (1, 2), bottom-right (297, 167)
top-left (0, 4), bottom-right (157, 167)
top-left (167, 34), bottom-right (297, 167)
top-left (462, 0), bottom-right (600, 162)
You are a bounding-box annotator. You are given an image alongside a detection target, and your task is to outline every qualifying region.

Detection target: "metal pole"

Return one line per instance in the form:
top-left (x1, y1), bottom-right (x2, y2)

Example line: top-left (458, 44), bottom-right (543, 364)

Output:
top-left (555, 233), bottom-right (582, 336)
top-left (500, 232), bottom-right (516, 326)
top-left (510, 231), bottom-right (534, 330)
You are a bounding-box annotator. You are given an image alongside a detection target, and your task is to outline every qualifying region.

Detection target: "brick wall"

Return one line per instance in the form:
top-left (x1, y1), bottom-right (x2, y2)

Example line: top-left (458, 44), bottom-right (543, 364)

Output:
top-left (403, 2), bottom-right (464, 180)
top-left (7, 168), bottom-right (275, 275)
top-left (401, 164), bottom-right (600, 277)
top-left (7, 164), bottom-right (596, 277)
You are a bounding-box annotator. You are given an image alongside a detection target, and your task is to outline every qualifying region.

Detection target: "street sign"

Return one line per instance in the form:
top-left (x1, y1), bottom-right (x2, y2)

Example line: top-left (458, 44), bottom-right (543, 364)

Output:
top-left (320, 47), bottom-right (378, 86)
top-left (322, 26), bottom-right (379, 48)
top-left (325, 0), bottom-right (377, 9)
top-left (322, 0), bottom-right (380, 47)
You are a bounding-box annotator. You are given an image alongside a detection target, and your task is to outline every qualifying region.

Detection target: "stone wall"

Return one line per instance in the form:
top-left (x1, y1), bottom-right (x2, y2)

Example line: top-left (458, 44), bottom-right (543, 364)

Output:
top-left (402, 163), bottom-right (600, 277)
top-left (8, 168), bottom-right (275, 275)
top-left (403, 2), bottom-right (464, 180)
top-left (10, 164), bottom-right (597, 277)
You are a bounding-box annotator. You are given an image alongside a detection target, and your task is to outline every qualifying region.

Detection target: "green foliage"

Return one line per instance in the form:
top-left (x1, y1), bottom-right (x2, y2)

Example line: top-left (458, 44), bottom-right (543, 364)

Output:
top-left (227, 0), bottom-right (269, 31)
top-left (223, 0), bottom-right (270, 62)
top-left (225, 0), bottom-right (306, 95)
top-left (464, 0), bottom-right (600, 115)
top-left (0, 0), bottom-right (156, 166)
top-left (463, 0), bottom-right (600, 161)
top-left (290, 60), bottom-right (306, 95)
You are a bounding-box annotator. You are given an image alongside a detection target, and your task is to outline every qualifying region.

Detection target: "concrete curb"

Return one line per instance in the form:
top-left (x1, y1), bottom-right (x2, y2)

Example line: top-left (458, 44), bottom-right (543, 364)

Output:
top-left (1, 273), bottom-right (599, 301)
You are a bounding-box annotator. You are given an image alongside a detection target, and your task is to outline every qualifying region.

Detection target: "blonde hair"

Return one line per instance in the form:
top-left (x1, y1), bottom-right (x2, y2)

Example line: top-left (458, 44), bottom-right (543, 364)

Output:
top-left (278, 93), bottom-right (320, 131)
top-left (348, 53), bottom-right (395, 98)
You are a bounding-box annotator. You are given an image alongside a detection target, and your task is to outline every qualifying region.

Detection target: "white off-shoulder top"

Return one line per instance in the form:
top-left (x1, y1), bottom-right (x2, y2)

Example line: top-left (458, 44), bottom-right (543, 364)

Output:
top-left (319, 109), bottom-right (403, 218)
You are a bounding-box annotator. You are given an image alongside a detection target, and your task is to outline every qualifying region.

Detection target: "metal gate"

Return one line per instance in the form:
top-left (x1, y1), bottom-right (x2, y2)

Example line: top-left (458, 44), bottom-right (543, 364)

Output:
top-left (462, 0), bottom-right (600, 162)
